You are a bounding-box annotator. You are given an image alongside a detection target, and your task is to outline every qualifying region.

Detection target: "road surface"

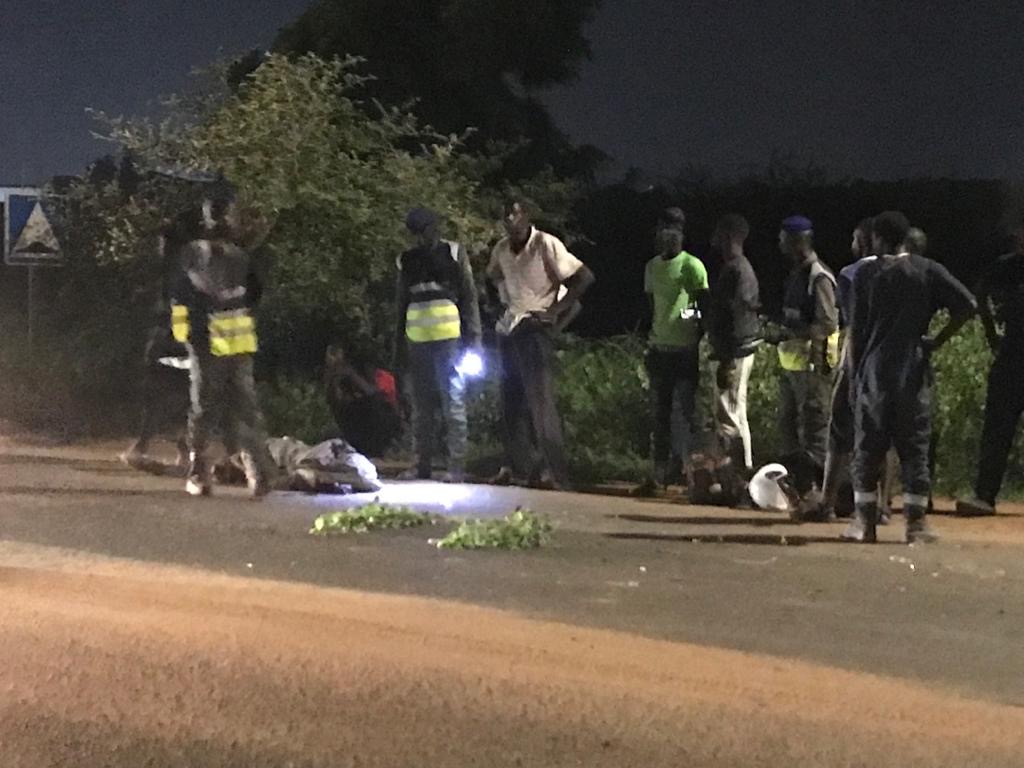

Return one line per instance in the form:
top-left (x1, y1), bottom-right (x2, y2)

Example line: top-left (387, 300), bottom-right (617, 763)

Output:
top-left (1, 437), bottom-right (1022, 766)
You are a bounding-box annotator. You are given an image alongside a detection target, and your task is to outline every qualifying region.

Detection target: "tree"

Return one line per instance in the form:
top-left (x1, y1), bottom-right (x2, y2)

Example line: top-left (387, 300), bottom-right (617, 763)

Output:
top-left (273, 0), bottom-right (604, 180)
top-left (57, 54), bottom-right (501, 378)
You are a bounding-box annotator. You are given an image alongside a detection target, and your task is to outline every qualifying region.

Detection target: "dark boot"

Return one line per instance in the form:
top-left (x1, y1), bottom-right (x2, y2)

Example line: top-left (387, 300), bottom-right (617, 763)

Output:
top-left (905, 505), bottom-right (938, 544)
top-left (841, 502), bottom-right (878, 543)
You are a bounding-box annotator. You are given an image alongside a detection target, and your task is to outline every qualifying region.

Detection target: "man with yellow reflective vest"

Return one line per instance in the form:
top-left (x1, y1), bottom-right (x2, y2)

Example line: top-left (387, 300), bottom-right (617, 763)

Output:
top-left (170, 184), bottom-right (272, 498)
top-left (774, 215), bottom-right (840, 496)
top-left (393, 207), bottom-right (481, 482)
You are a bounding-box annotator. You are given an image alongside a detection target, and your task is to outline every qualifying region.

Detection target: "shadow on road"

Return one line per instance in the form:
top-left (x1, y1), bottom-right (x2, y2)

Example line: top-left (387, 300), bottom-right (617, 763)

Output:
top-left (612, 513), bottom-right (784, 527)
top-left (604, 531), bottom-right (905, 546)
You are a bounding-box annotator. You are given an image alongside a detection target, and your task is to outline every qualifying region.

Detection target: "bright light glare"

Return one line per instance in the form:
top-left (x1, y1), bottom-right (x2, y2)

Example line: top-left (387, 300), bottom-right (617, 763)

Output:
top-left (456, 350), bottom-right (484, 377)
top-left (374, 480), bottom-right (476, 511)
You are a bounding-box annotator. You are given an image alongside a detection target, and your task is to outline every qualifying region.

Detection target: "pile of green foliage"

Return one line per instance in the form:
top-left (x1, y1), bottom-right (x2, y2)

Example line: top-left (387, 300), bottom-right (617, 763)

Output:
top-left (434, 508), bottom-right (553, 550)
top-left (310, 502), bottom-right (433, 535)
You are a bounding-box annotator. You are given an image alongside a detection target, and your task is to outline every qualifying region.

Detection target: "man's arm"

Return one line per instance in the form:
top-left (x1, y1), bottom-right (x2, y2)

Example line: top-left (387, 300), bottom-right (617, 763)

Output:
top-left (454, 244), bottom-right (482, 347)
top-left (974, 274), bottom-right (1000, 351)
top-left (392, 260), bottom-right (410, 368)
top-left (548, 264), bottom-right (595, 320)
top-left (923, 264), bottom-right (977, 353)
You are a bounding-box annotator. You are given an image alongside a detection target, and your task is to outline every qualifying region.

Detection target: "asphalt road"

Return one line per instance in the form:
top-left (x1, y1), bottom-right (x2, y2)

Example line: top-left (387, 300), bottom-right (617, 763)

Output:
top-left (1, 437), bottom-right (1022, 766)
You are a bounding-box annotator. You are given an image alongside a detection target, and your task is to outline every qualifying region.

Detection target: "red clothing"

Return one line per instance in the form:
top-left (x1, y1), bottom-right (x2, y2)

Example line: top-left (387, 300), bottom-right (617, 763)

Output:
top-left (374, 369), bottom-right (398, 409)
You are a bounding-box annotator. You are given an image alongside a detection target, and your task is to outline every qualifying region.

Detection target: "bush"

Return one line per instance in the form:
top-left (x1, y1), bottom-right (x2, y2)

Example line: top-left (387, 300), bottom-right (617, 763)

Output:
top-left (259, 377), bottom-right (334, 444)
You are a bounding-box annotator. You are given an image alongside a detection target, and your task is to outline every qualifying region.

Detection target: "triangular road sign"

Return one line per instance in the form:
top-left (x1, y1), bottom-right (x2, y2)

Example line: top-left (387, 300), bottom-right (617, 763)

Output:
top-left (7, 200), bottom-right (63, 266)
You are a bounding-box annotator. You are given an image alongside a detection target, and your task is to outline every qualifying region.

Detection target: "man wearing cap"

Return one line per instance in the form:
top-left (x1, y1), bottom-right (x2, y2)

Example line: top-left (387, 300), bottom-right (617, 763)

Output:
top-left (394, 207), bottom-right (481, 482)
top-left (775, 215), bottom-right (840, 496)
top-left (844, 211), bottom-right (974, 543)
top-left (487, 198), bottom-right (595, 490)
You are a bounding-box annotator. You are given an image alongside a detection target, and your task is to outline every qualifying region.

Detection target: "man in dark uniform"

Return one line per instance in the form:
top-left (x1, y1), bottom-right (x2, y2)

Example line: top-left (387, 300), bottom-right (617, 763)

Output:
top-left (844, 211), bottom-right (975, 543)
top-left (120, 207), bottom-right (201, 472)
top-left (393, 207), bottom-right (481, 482)
top-left (775, 215), bottom-right (840, 497)
top-left (172, 184), bottom-right (273, 498)
top-left (957, 218), bottom-right (1024, 517)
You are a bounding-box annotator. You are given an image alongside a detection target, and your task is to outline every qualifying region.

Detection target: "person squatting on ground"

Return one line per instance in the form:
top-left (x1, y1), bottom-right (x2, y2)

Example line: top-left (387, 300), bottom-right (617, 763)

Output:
top-left (707, 214), bottom-right (762, 474)
top-left (323, 343), bottom-right (401, 459)
top-left (640, 222), bottom-right (708, 489)
top-left (393, 207), bottom-right (481, 482)
top-left (171, 184), bottom-right (274, 498)
top-left (957, 217), bottom-right (1024, 517)
top-left (843, 211), bottom-right (975, 543)
top-left (487, 199), bottom-right (595, 490)
top-left (773, 215), bottom-right (840, 499)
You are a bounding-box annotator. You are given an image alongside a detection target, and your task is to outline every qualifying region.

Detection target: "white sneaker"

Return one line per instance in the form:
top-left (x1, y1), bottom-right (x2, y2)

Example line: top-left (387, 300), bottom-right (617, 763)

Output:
top-left (185, 477), bottom-right (212, 497)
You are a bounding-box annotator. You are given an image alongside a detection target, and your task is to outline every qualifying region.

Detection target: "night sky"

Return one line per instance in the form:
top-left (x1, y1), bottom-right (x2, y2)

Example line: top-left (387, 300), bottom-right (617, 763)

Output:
top-left (3, 0), bottom-right (1023, 184)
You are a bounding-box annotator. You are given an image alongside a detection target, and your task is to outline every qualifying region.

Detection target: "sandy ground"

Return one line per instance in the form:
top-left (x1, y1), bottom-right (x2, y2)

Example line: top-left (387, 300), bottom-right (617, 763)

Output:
top-left (1, 438), bottom-right (1023, 766)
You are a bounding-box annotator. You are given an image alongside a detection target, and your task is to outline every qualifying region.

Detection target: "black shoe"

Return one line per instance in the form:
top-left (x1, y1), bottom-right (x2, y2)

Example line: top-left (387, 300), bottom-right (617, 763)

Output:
top-left (905, 508), bottom-right (938, 544)
top-left (489, 466), bottom-right (514, 486)
top-left (954, 496), bottom-right (996, 517)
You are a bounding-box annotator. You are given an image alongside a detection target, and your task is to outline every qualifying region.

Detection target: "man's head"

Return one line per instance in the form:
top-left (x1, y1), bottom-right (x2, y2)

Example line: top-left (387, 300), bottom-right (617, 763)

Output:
top-left (502, 198), bottom-right (538, 240)
top-left (712, 214), bottom-right (749, 259)
top-left (904, 227), bottom-right (928, 256)
top-left (659, 207), bottom-right (686, 234)
top-left (201, 180), bottom-right (238, 237)
top-left (871, 211), bottom-right (911, 255)
top-left (655, 226), bottom-right (683, 258)
top-left (778, 215), bottom-right (814, 264)
top-left (851, 217), bottom-right (873, 259)
top-left (405, 207), bottom-right (440, 248)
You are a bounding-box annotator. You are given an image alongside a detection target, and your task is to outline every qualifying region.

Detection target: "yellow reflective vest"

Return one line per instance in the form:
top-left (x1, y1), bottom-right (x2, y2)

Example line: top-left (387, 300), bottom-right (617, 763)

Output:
top-left (170, 303), bottom-right (258, 357)
top-left (778, 260), bottom-right (840, 372)
top-left (400, 241), bottom-right (463, 344)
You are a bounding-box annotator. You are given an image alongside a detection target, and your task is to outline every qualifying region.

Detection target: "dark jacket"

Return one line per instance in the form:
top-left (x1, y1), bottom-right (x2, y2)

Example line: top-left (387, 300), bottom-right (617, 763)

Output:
top-left (707, 254), bottom-right (761, 360)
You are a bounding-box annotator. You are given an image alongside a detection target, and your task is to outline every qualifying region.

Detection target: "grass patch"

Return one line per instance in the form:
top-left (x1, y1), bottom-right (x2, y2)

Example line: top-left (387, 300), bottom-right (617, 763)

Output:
top-left (434, 508), bottom-right (553, 550)
top-left (310, 502), bottom-right (434, 535)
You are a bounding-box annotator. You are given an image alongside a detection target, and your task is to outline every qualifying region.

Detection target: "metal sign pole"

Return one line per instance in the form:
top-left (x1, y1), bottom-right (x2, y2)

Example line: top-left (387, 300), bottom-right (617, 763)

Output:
top-left (27, 265), bottom-right (36, 358)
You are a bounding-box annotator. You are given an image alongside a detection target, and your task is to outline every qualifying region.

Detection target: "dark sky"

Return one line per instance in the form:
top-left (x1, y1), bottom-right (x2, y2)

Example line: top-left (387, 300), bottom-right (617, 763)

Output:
top-left (3, 0), bottom-right (1023, 184)
top-left (542, 0), bottom-right (1024, 180)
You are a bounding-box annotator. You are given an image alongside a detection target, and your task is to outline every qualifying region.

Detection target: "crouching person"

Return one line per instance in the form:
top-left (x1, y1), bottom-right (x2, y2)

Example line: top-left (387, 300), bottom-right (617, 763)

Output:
top-left (171, 183), bottom-right (274, 498)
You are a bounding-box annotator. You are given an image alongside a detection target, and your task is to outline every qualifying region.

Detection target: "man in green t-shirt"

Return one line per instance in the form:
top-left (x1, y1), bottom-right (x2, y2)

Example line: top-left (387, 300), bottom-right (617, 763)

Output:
top-left (642, 224), bottom-right (709, 488)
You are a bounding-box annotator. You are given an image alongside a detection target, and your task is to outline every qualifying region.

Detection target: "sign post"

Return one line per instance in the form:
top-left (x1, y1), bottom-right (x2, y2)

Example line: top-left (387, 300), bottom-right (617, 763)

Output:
top-left (2, 191), bottom-right (64, 357)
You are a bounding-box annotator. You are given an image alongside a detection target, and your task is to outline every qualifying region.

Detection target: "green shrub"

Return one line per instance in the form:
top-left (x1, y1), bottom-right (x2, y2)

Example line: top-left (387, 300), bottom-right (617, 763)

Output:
top-left (259, 377), bottom-right (334, 444)
top-left (310, 502), bottom-right (433, 535)
top-left (434, 508), bottom-right (553, 550)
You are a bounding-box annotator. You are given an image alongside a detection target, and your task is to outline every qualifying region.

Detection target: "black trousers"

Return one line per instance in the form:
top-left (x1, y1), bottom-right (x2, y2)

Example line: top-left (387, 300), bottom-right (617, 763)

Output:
top-left (499, 321), bottom-right (569, 485)
top-left (646, 347), bottom-right (699, 463)
top-left (408, 340), bottom-right (467, 475)
top-left (852, 364), bottom-right (932, 506)
top-left (975, 348), bottom-right (1024, 505)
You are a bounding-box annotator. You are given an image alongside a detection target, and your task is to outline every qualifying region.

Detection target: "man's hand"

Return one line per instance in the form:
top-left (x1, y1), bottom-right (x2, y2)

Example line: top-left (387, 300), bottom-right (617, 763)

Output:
top-left (920, 335), bottom-right (939, 355)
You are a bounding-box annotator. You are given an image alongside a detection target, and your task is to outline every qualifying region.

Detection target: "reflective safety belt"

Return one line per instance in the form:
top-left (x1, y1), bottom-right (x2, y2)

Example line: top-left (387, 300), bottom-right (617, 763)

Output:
top-left (209, 308), bottom-right (258, 357)
top-left (405, 297), bottom-right (461, 343)
top-left (171, 303), bottom-right (190, 343)
top-left (402, 241), bottom-right (463, 343)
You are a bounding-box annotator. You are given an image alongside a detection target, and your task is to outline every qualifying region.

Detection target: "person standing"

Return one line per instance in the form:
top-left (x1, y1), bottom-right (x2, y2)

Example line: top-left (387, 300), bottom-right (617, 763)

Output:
top-left (956, 218), bottom-right (1024, 517)
top-left (487, 199), bottom-right (595, 490)
top-left (640, 224), bottom-right (708, 489)
top-left (707, 214), bottom-right (761, 472)
top-left (393, 207), bottom-right (481, 482)
top-left (844, 211), bottom-right (975, 543)
top-left (172, 184), bottom-right (273, 498)
top-left (775, 215), bottom-right (840, 494)
top-left (120, 207), bottom-right (201, 471)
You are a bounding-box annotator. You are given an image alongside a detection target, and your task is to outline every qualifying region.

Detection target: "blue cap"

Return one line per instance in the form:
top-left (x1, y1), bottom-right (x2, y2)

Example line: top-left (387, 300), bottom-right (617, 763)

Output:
top-left (405, 207), bottom-right (439, 234)
top-left (781, 215), bottom-right (813, 233)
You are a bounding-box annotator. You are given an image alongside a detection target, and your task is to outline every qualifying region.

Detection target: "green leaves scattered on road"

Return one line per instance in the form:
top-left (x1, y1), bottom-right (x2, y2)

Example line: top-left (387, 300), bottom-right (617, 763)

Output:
top-left (310, 503), bottom-right (434, 535)
top-left (310, 505), bottom-right (555, 550)
top-left (434, 509), bottom-right (553, 551)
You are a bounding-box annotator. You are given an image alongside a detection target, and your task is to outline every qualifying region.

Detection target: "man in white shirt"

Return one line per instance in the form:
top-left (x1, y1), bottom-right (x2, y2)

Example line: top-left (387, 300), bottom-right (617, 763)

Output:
top-left (486, 199), bottom-right (595, 490)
